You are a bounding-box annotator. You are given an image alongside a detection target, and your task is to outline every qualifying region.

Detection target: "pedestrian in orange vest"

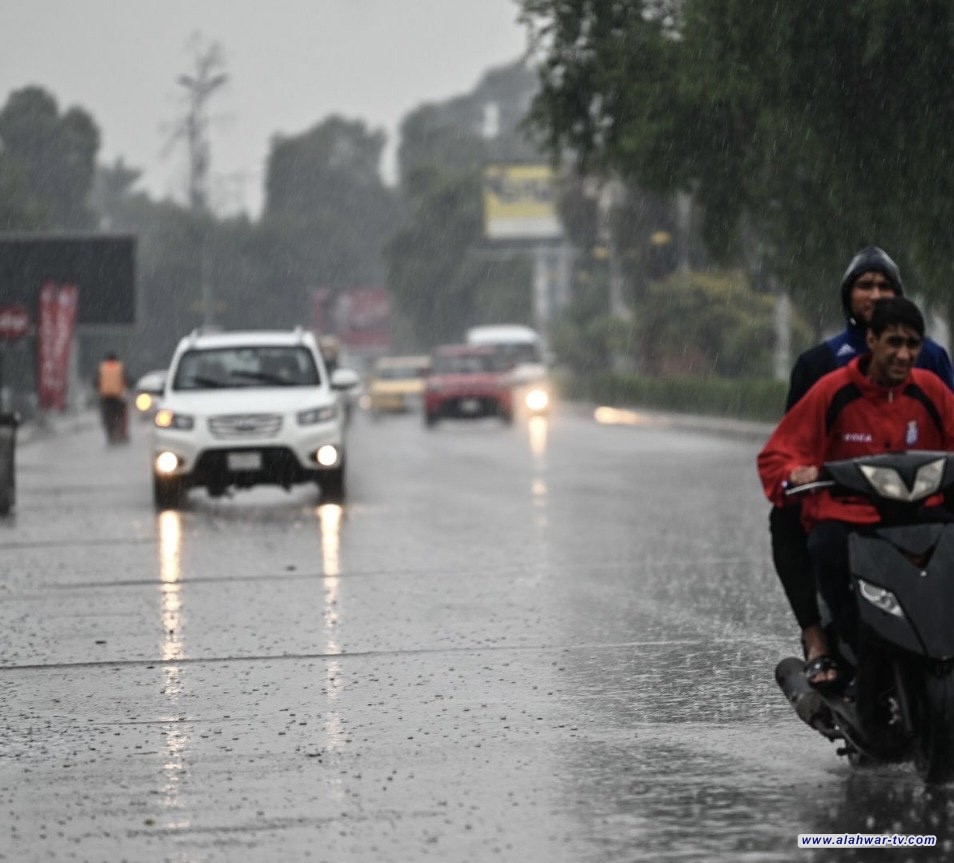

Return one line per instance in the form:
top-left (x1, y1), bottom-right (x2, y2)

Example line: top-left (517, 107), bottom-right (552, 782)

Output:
top-left (95, 352), bottom-right (129, 443)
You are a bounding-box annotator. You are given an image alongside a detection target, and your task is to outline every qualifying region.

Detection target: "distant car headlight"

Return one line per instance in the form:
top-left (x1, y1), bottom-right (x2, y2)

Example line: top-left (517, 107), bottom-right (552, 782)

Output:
top-left (525, 388), bottom-right (550, 412)
top-left (154, 408), bottom-right (194, 430)
top-left (135, 392), bottom-right (154, 412)
top-left (297, 405), bottom-right (337, 425)
top-left (860, 459), bottom-right (944, 501)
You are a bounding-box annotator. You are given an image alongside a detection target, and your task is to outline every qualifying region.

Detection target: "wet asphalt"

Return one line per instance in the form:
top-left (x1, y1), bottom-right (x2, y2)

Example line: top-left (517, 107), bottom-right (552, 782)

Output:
top-left (1, 404), bottom-right (953, 862)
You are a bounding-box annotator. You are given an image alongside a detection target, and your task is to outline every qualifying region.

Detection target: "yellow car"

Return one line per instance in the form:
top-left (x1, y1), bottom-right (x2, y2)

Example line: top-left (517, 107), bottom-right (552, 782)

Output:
top-left (366, 355), bottom-right (431, 415)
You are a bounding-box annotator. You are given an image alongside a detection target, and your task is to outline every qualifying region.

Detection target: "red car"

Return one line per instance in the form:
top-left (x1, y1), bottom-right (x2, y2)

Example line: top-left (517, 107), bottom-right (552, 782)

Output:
top-left (424, 344), bottom-right (513, 426)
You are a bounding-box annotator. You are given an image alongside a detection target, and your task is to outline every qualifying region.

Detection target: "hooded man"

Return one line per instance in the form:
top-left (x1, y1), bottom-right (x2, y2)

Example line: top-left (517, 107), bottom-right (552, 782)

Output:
top-left (769, 247), bottom-right (954, 689)
top-left (786, 246), bottom-right (953, 406)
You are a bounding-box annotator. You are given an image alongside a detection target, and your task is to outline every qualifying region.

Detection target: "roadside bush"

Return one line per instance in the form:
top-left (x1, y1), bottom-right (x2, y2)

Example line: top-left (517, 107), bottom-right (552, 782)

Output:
top-left (636, 269), bottom-right (779, 377)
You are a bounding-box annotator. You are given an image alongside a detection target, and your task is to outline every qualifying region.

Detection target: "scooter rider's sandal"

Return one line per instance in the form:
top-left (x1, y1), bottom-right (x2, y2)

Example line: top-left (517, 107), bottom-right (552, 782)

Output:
top-left (803, 654), bottom-right (843, 693)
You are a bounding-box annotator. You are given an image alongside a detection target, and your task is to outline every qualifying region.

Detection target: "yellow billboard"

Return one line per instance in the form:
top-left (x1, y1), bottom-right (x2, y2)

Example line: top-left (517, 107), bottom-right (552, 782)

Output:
top-left (482, 164), bottom-right (562, 241)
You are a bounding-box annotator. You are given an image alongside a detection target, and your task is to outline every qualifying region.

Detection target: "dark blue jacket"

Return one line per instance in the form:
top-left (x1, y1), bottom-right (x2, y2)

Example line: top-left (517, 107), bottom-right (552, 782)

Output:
top-left (786, 318), bottom-right (954, 411)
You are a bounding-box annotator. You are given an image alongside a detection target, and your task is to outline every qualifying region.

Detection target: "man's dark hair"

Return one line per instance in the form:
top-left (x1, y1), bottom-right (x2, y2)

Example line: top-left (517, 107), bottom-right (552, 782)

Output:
top-left (868, 296), bottom-right (925, 338)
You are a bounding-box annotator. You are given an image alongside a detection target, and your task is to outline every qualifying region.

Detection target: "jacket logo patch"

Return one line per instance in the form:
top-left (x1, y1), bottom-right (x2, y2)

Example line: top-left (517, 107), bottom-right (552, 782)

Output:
top-left (842, 432), bottom-right (873, 443)
top-left (836, 343), bottom-right (856, 357)
top-left (906, 420), bottom-right (919, 446)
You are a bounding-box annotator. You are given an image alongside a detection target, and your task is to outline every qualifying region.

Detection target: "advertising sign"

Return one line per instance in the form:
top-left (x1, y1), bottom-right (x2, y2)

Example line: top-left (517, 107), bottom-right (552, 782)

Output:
top-left (482, 164), bottom-right (563, 241)
top-left (0, 304), bottom-right (30, 340)
top-left (0, 235), bottom-right (135, 325)
top-left (37, 282), bottom-right (78, 410)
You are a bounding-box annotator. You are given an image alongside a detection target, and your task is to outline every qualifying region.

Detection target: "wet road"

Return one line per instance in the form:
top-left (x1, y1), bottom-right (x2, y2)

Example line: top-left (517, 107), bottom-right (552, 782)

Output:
top-left (1, 404), bottom-right (952, 862)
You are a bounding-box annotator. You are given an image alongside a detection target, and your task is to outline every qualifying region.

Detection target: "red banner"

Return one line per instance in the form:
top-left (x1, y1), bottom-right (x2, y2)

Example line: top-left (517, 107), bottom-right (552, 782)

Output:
top-left (37, 282), bottom-right (78, 411)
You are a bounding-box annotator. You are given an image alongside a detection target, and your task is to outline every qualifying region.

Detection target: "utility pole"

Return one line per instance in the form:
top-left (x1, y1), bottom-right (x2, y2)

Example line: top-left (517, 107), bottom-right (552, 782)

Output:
top-left (172, 40), bottom-right (227, 327)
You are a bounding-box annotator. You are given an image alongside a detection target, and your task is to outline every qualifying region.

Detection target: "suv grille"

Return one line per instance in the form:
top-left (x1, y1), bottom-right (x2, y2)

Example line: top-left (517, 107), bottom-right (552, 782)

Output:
top-left (208, 413), bottom-right (283, 439)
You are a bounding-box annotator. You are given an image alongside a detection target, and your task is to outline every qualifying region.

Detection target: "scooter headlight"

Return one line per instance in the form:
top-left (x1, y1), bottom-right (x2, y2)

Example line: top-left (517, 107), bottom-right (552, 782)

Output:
top-left (857, 578), bottom-right (905, 618)
top-left (860, 458), bottom-right (944, 501)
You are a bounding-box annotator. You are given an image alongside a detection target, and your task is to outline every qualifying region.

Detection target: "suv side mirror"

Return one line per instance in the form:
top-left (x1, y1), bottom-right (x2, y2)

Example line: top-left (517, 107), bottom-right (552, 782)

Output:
top-left (331, 368), bottom-right (360, 391)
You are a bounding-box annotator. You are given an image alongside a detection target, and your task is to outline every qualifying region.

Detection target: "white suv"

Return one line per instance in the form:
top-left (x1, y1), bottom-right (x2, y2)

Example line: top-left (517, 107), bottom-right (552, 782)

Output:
top-left (150, 328), bottom-right (355, 509)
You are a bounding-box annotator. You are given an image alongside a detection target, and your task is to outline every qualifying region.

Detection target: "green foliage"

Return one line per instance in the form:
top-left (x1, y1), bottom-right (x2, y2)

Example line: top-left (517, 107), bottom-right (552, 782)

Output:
top-left (549, 258), bottom-right (614, 373)
top-left (0, 86), bottom-right (100, 230)
top-left (263, 116), bottom-right (400, 292)
top-left (637, 270), bottom-right (779, 377)
top-left (520, 0), bottom-right (954, 331)
top-left (385, 168), bottom-right (485, 346)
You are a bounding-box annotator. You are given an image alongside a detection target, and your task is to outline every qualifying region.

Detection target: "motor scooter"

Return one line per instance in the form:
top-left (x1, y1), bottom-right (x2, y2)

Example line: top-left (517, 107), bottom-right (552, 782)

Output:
top-left (776, 451), bottom-right (954, 783)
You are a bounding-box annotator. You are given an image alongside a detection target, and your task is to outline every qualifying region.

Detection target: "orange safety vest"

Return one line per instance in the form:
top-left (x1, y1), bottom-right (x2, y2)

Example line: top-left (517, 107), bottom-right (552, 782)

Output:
top-left (98, 360), bottom-right (125, 397)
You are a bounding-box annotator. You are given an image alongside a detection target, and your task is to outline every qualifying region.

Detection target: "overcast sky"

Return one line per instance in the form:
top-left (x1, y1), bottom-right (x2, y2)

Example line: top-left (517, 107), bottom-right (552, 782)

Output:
top-left (0, 0), bottom-right (529, 217)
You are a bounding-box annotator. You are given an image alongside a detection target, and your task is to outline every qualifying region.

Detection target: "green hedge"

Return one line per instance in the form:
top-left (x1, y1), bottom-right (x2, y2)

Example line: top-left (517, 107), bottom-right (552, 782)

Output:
top-left (559, 372), bottom-right (787, 423)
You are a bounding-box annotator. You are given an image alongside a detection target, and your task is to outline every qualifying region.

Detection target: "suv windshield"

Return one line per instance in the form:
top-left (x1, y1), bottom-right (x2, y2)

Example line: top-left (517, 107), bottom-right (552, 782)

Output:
top-left (172, 346), bottom-right (321, 390)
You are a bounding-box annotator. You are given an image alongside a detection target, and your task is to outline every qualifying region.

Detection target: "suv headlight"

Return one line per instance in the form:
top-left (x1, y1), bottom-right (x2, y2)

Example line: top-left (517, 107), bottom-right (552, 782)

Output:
top-left (297, 404), bottom-right (337, 425)
top-left (154, 408), bottom-right (194, 430)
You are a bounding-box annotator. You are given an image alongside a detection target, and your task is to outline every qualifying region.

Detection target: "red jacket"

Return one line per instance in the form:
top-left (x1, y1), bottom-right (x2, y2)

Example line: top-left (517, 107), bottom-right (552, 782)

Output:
top-left (758, 356), bottom-right (954, 529)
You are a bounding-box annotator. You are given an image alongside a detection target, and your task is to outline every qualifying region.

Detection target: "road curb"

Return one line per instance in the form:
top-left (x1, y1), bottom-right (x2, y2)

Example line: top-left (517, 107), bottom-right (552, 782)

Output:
top-left (15, 409), bottom-right (98, 447)
top-left (566, 400), bottom-right (774, 443)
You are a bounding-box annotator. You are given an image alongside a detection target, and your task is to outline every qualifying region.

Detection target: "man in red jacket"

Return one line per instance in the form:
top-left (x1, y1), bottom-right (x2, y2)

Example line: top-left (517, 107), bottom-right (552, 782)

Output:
top-left (758, 296), bottom-right (954, 687)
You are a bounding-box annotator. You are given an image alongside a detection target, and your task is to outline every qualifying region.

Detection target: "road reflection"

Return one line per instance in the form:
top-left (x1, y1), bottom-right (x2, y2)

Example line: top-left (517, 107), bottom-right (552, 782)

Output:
top-left (527, 413), bottom-right (548, 457)
top-left (158, 510), bottom-right (185, 661)
top-left (156, 509), bottom-right (190, 827)
top-left (527, 415), bottom-right (549, 526)
top-left (594, 405), bottom-right (648, 426)
top-left (316, 502), bottom-right (346, 750)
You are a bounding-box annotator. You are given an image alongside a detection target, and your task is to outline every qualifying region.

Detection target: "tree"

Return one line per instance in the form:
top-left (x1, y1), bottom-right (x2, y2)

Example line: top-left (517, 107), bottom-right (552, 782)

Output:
top-left (520, 1), bottom-right (954, 330)
top-left (262, 116), bottom-right (400, 322)
top-left (387, 61), bottom-right (543, 346)
top-left (636, 270), bottom-right (788, 377)
top-left (0, 86), bottom-right (100, 230)
top-left (385, 167), bottom-right (486, 346)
